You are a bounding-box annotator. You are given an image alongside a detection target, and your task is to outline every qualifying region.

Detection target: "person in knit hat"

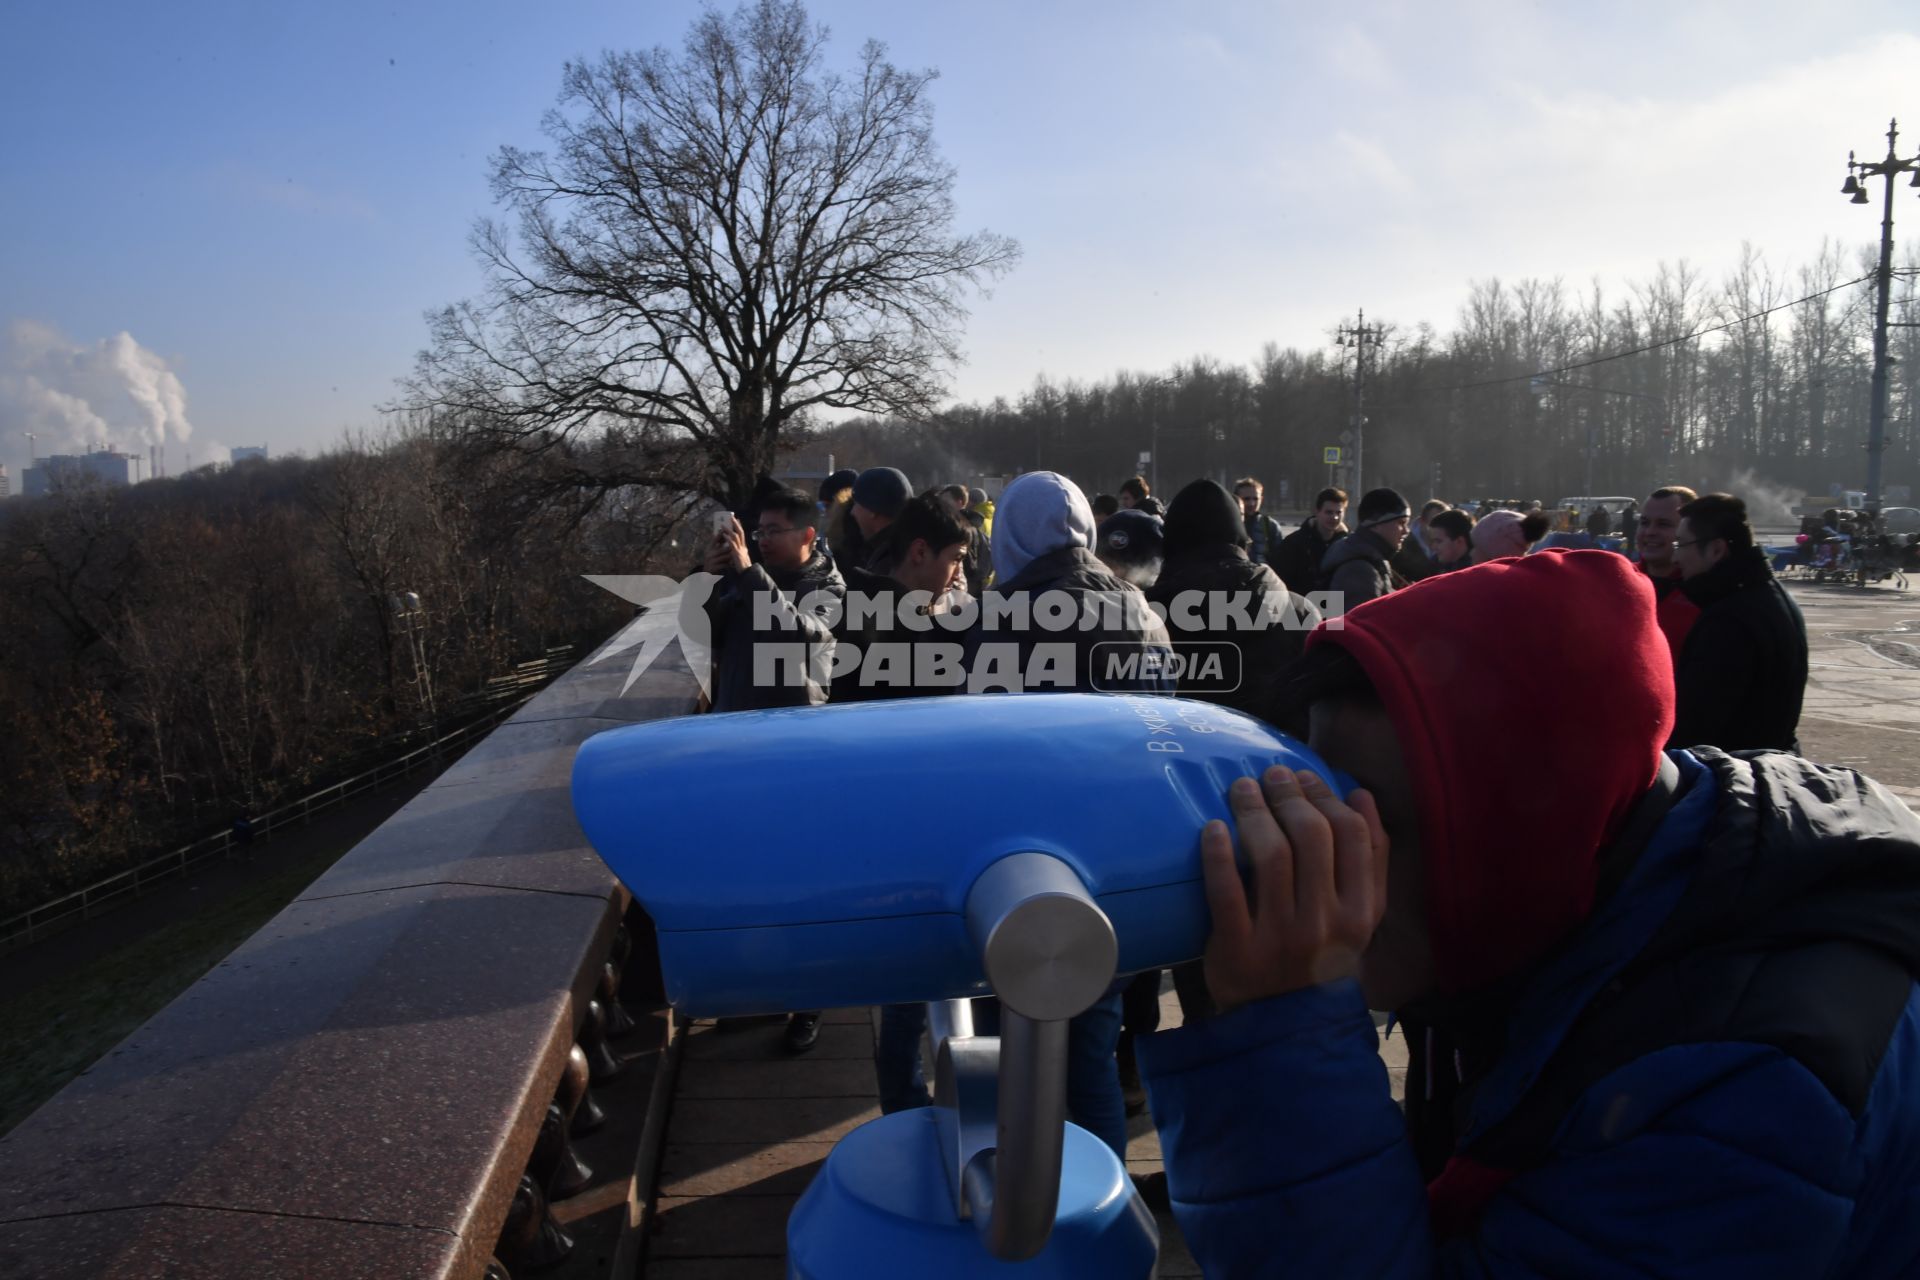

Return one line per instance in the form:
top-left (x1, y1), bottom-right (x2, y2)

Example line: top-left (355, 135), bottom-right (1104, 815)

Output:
top-left (1471, 508), bottom-right (1550, 563)
top-left (1315, 486), bottom-right (1411, 616)
top-left (1093, 508), bottom-right (1164, 587)
top-left (819, 468), bottom-right (857, 507)
top-left (850, 467), bottom-right (913, 572)
top-left (967, 486), bottom-right (995, 542)
top-left (1139, 548), bottom-right (1920, 1277)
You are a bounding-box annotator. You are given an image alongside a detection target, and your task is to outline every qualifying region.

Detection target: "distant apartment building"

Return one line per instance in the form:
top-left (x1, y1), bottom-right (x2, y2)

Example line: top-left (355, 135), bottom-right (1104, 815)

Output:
top-left (230, 445), bottom-right (268, 463)
top-left (0, 464), bottom-right (9, 500)
top-left (22, 450), bottom-right (136, 497)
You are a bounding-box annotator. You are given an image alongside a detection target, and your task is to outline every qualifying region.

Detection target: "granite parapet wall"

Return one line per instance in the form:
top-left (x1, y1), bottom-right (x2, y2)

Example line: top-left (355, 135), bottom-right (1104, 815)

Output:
top-left (0, 638), bottom-right (696, 1279)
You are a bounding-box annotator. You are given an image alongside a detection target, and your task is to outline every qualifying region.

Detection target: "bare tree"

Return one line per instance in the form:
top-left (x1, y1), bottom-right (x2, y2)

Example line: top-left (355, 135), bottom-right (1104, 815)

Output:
top-left (406, 0), bottom-right (1019, 506)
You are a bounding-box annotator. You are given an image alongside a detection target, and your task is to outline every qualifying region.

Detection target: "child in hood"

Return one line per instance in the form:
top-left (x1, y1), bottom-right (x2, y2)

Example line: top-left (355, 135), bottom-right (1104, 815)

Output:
top-left (1140, 549), bottom-right (1920, 1278)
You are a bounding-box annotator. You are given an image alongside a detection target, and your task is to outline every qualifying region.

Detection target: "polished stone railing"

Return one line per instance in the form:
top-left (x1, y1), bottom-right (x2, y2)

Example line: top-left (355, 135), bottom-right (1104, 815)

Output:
top-left (0, 636), bottom-right (697, 1278)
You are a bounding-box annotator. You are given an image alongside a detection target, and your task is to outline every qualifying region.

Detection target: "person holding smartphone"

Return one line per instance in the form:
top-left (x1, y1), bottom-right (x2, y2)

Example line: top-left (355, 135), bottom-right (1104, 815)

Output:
top-left (698, 489), bottom-right (844, 714)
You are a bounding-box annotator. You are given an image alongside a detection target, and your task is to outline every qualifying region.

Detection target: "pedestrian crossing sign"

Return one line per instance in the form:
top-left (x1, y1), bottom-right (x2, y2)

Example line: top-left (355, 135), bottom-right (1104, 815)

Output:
top-left (1323, 447), bottom-right (1342, 464)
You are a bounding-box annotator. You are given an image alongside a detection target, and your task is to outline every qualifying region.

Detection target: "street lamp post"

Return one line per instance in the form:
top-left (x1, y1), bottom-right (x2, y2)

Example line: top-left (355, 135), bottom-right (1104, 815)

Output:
top-left (390, 591), bottom-right (435, 723)
top-left (1840, 118), bottom-right (1920, 514)
top-left (1144, 374), bottom-right (1181, 495)
top-left (1336, 310), bottom-right (1385, 495)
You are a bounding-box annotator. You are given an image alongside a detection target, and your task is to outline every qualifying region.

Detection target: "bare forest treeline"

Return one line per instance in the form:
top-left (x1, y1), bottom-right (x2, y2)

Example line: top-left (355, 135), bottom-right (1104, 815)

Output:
top-left (808, 242), bottom-right (1920, 509)
top-left (6, 241), bottom-right (1914, 912)
top-left (0, 424), bottom-right (674, 914)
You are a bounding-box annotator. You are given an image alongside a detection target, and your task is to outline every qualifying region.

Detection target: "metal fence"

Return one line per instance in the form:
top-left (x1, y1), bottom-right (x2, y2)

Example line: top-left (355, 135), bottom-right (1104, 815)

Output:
top-left (0, 647), bottom-right (576, 954)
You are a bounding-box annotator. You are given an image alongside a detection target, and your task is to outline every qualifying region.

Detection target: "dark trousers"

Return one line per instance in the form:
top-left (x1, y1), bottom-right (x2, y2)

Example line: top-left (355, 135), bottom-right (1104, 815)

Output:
top-left (1118, 963), bottom-right (1216, 1059)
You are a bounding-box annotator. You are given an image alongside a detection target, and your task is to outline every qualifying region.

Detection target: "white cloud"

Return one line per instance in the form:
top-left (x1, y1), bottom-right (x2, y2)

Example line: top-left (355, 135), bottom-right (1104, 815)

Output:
top-left (0, 320), bottom-right (195, 458)
top-left (1379, 34), bottom-right (1920, 289)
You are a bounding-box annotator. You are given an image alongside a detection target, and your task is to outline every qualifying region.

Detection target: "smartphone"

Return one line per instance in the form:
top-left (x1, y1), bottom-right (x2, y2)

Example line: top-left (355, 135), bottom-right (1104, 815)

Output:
top-left (711, 511), bottom-right (733, 539)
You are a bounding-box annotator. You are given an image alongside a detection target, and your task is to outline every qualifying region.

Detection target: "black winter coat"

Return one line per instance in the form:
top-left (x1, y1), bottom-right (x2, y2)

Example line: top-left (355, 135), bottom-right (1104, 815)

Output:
top-left (700, 551), bottom-right (845, 712)
top-left (1390, 536), bottom-right (1438, 584)
top-left (1274, 523), bottom-right (1341, 597)
top-left (830, 563), bottom-right (969, 703)
top-left (1146, 547), bottom-right (1319, 720)
top-left (1669, 546), bottom-right (1807, 752)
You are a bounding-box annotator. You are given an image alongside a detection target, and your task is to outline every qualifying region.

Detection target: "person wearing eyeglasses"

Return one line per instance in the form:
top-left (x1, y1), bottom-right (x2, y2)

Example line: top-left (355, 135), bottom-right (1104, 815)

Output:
top-left (700, 487), bottom-right (844, 714)
top-left (1668, 492), bottom-right (1807, 753)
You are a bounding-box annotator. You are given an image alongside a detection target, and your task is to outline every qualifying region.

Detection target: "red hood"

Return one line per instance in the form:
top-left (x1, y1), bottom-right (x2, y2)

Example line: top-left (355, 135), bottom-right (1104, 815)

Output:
top-left (1306, 550), bottom-right (1673, 993)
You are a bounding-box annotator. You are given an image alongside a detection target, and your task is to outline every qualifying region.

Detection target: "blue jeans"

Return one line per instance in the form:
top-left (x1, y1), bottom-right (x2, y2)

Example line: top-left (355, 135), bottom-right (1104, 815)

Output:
top-left (874, 1002), bottom-right (931, 1114)
top-left (1063, 990), bottom-right (1129, 1160)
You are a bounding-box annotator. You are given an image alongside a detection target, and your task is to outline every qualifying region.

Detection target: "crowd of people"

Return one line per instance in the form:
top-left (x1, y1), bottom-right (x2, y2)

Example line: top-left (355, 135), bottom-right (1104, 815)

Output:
top-left (683, 459), bottom-right (1918, 1274)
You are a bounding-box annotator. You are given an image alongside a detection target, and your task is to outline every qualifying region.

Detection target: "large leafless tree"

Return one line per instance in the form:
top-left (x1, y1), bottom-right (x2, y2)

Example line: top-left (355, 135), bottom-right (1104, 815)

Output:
top-left (407, 0), bottom-right (1019, 506)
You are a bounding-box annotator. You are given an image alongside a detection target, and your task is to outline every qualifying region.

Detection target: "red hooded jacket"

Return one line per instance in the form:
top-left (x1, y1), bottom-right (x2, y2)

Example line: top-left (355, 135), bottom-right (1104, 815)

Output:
top-left (1304, 549), bottom-right (1676, 994)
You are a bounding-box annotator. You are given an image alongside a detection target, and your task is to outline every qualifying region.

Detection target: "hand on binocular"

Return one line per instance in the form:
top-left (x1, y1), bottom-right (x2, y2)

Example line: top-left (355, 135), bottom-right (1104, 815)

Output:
top-left (1201, 766), bottom-right (1389, 1013)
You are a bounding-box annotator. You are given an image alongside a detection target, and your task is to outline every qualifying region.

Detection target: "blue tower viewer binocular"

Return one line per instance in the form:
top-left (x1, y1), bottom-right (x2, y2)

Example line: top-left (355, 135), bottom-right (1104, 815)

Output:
top-left (572, 693), bottom-right (1352, 1274)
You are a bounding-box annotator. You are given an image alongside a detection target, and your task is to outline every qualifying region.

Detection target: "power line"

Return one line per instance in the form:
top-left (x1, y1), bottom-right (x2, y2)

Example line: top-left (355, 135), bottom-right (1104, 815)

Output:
top-left (1415, 271), bottom-right (1875, 395)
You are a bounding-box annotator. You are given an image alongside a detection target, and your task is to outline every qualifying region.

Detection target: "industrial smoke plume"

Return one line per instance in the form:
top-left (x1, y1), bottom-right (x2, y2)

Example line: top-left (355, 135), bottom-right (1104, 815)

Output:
top-left (0, 319), bottom-right (194, 460)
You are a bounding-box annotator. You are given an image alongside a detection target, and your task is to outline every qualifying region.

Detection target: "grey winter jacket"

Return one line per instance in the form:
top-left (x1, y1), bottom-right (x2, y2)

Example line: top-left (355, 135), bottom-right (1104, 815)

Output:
top-left (963, 546), bottom-right (1173, 693)
top-left (1319, 527), bottom-right (1400, 617)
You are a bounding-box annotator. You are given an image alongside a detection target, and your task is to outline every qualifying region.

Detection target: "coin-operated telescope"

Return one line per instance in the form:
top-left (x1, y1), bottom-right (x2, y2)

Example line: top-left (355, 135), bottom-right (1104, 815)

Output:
top-left (572, 693), bottom-right (1352, 1276)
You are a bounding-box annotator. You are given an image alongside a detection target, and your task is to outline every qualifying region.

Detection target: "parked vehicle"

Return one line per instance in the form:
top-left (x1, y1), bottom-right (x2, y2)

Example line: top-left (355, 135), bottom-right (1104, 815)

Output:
top-left (1555, 495), bottom-right (1637, 516)
top-left (1880, 506), bottom-right (1920, 536)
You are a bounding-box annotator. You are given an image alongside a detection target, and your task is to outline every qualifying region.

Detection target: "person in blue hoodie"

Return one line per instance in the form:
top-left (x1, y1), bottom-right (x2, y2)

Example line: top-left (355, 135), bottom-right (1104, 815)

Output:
top-left (1139, 548), bottom-right (1920, 1278)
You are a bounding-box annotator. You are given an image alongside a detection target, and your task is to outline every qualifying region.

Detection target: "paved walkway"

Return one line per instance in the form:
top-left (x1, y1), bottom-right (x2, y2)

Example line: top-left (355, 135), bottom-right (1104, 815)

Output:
top-left (1788, 580), bottom-right (1920, 809)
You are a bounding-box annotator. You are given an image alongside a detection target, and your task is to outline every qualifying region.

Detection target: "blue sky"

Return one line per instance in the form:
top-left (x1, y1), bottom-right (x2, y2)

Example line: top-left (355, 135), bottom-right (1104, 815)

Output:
top-left (2, 0), bottom-right (1916, 479)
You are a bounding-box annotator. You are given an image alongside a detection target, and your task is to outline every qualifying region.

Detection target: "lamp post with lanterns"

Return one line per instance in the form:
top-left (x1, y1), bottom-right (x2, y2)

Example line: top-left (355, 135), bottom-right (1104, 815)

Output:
top-left (1840, 118), bottom-right (1920, 514)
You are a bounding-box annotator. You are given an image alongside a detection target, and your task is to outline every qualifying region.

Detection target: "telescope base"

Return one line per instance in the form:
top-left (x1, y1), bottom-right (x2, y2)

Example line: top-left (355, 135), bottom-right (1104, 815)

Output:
top-left (786, 1108), bottom-right (1159, 1278)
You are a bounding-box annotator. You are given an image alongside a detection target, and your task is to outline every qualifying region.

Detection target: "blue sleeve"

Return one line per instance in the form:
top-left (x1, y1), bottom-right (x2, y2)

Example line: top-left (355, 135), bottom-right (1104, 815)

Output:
top-left (1137, 980), bottom-right (1430, 1277)
top-left (1140, 984), bottom-right (1863, 1280)
top-left (1453, 1044), bottom-right (1857, 1279)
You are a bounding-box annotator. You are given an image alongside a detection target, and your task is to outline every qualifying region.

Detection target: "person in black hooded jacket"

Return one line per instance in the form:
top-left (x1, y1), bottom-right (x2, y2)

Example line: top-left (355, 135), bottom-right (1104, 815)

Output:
top-left (1669, 492), bottom-right (1808, 752)
top-left (1146, 479), bottom-right (1320, 724)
